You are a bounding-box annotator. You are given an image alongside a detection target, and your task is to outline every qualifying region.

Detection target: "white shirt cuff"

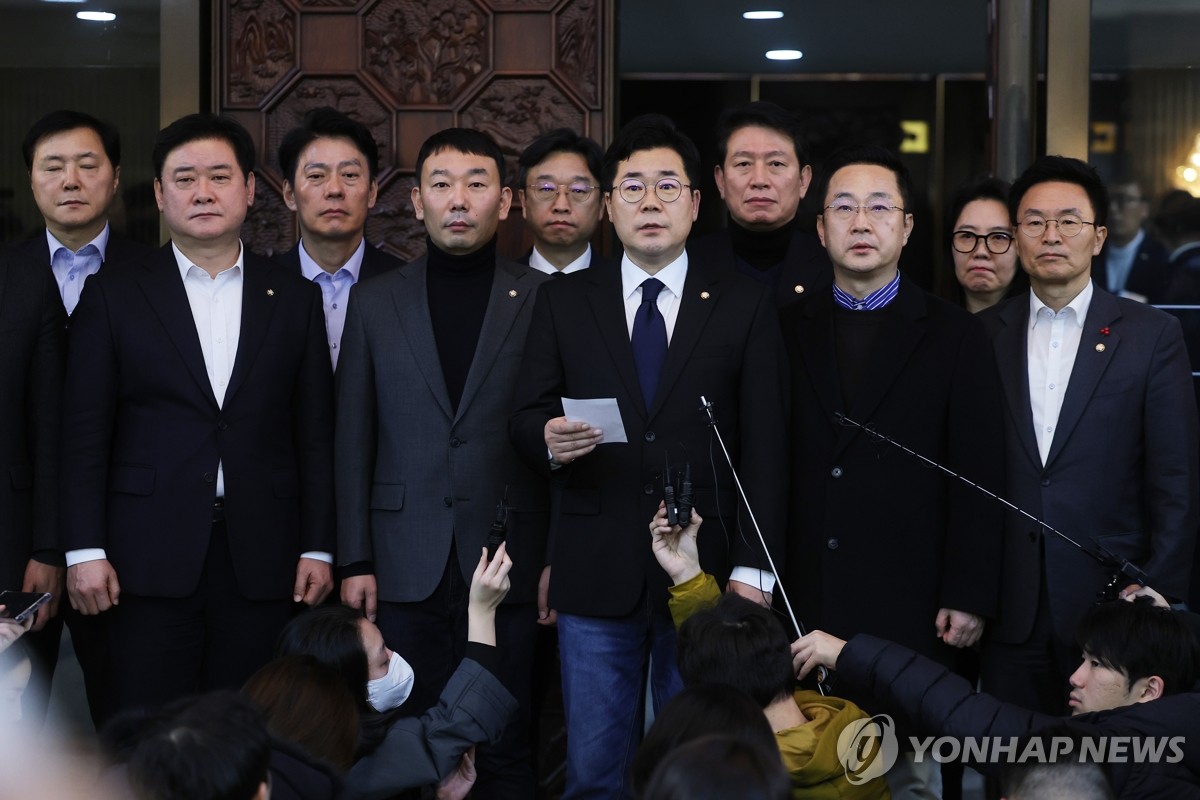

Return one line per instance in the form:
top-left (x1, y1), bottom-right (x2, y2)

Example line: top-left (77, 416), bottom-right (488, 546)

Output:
top-left (729, 565), bottom-right (776, 594)
top-left (65, 548), bottom-right (107, 567)
top-left (300, 551), bottom-right (333, 564)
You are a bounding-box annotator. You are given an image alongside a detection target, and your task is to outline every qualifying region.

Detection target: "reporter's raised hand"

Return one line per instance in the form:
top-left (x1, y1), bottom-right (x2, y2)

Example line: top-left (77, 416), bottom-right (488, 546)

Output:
top-left (649, 503), bottom-right (702, 586)
top-left (544, 417), bottom-right (603, 465)
top-left (791, 630), bottom-right (847, 680)
top-left (468, 544), bottom-right (513, 646)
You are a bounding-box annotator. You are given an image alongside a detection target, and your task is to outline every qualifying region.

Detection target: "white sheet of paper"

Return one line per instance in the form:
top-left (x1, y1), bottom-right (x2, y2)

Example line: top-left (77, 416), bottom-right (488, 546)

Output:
top-left (562, 397), bottom-right (627, 443)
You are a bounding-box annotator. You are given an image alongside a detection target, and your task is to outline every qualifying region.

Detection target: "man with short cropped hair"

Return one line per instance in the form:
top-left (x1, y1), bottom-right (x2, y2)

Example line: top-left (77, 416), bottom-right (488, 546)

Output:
top-left (276, 107), bottom-right (403, 369)
top-left (20, 109), bottom-right (151, 315)
top-left (690, 101), bottom-right (831, 307)
top-left (61, 113), bottom-right (335, 715)
top-left (336, 128), bottom-right (548, 798)
top-left (516, 128), bottom-right (607, 275)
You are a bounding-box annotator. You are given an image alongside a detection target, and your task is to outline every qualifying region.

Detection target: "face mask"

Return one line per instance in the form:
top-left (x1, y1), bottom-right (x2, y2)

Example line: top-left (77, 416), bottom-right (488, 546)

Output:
top-left (366, 650), bottom-right (415, 712)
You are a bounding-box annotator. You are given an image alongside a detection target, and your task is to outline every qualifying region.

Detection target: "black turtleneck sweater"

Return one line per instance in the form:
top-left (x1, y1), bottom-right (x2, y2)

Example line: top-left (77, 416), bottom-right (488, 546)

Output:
top-left (426, 236), bottom-right (496, 412)
top-left (727, 216), bottom-right (796, 288)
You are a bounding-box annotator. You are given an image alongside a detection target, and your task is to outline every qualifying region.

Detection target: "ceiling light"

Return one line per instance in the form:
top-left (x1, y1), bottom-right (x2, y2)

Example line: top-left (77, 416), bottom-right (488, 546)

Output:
top-left (77, 10), bottom-right (116, 20)
top-left (743, 10), bottom-right (784, 19)
top-left (42, 0), bottom-right (87, 4)
top-left (765, 49), bottom-right (803, 60)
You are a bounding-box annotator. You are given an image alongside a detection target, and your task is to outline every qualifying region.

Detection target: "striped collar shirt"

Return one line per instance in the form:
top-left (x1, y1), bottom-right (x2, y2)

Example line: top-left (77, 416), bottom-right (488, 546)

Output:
top-left (832, 271), bottom-right (900, 311)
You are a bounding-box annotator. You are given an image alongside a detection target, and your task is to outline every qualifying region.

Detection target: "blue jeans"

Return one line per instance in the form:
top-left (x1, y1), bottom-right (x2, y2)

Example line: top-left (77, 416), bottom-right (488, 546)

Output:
top-left (557, 607), bottom-right (684, 800)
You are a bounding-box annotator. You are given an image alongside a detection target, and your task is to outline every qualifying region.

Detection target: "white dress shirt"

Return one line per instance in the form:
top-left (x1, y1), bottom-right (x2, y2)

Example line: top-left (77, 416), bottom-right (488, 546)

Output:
top-left (67, 242), bottom-right (330, 566)
top-left (48, 224), bottom-right (109, 315)
top-left (298, 237), bottom-right (365, 370)
top-left (1028, 280), bottom-right (1094, 465)
top-left (529, 244), bottom-right (592, 276)
top-left (619, 251), bottom-right (774, 594)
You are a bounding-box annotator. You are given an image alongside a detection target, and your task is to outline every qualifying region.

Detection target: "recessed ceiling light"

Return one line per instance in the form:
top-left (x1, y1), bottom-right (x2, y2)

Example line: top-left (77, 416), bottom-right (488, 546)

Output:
top-left (743, 10), bottom-right (784, 20)
top-left (42, 0), bottom-right (87, 4)
top-left (765, 49), bottom-right (803, 60)
top-left (77, 10), bottom-right (116, 20)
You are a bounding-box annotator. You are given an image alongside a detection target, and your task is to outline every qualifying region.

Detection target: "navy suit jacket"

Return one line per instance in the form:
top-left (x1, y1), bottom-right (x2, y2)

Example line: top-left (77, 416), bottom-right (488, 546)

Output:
top-left (781, 279), bottom-right (1005, 663)
top-left (510, 252), bottom-right (789, 617)
top-left (60, 244), bottom-right (335, 600)
top-left (1091, 232), bottom-right (1172, 302)
top-left (274, 240), bottom-right (405, 283)
top-left (0, 246), bottom-right (66, 588)
top-left (16, 230), bottom-right (155, 315)
top-left (979, 286), bottom-right (1199, 645)
top-left (688, 226), bottom-right (832, 309)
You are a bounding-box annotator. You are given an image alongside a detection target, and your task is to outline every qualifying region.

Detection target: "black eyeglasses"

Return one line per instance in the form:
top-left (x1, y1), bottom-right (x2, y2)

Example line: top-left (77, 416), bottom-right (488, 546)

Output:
top-left (951, 230), bottom-right (1014, 255)
top-left (614, 178), bottom-right (690, 204)
top-left (1017, 215), bottom-right (1096, 238)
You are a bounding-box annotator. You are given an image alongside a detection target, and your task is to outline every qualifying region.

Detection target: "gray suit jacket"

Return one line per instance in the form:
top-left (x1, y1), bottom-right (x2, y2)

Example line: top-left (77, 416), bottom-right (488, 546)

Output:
top-left (335, 256), bottom-right (549, 603)
top-left (979, 286), bottom-right (1199, 645)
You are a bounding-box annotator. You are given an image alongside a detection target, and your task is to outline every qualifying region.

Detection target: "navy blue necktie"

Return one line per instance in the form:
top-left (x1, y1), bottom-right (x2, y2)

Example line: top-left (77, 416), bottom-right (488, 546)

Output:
top-left (632, 278), bottom-right (668, 409)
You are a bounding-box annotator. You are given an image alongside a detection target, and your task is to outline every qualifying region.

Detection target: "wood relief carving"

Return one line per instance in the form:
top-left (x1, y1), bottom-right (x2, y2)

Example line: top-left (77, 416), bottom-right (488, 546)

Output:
top-left (363, 0), bottom-right (489, 105)
top-left (366, 176), bottom-right (427, 262)
top-left (242, 180), bottom-right (296, 257)
top-left (298, 0), bottom-right (361, 7)
top-left (555, 0), bottom-right (599, 107)
top-left (264, 78), bottom-right (395, 179)
top-left (227, 0), bottom-right (297, 107)
top-left (461, 78), bottom-right (585, 167)
top-left (486, 0), bottom-right (557, 10)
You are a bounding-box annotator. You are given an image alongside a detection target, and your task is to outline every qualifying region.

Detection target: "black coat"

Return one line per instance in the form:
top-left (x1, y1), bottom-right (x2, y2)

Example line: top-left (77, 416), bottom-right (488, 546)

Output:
top-left (688, 227), bottom-right (831, 309)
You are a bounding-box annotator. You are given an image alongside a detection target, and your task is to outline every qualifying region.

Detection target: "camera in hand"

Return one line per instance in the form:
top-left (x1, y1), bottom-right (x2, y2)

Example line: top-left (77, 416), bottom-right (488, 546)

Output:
top-left (663, 458), bottom-right (693, 528)
top-left (487, 487), bottom-right (509, 560)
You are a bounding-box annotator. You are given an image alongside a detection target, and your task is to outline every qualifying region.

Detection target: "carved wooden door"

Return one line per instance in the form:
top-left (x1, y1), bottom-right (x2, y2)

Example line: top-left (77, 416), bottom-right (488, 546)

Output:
top-left (216, 0), bottom-right (610, 261)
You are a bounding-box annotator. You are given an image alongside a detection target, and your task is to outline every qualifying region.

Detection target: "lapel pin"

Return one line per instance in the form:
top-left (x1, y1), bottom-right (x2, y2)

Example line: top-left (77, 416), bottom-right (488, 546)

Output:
top-left (700, 291), bottom-right (711, 300)
top-left (1099, 326), bottom-right (1110, 336)
top-left (1096, 343), bottom-right (1106, 353)
top-left (508, 289), bottom-right (518, 298)
top-left (267, 289), bottom-right (275, 296)
top-left (794, 285), bottom-right (805, 294)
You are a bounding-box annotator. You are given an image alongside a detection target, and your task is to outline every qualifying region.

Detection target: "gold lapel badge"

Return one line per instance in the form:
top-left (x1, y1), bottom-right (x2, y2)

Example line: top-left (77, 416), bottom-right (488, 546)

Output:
top-left (700, 291), bottom-right (711, 300)
top-left (794, 285), bottom-right (805, 294)
top-left (1095, 343), bottom-right (1106, 353)
top-left (267, 289), bottom-right (275, 296)
top-left (508, 289), bottom-right (518, 298)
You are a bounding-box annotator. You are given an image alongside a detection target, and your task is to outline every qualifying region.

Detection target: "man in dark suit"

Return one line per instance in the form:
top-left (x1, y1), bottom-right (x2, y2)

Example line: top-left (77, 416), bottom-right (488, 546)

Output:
top-left (60, 114), bottom-right (335, 714)
top-left (336, 128), bottom-right (547, 798)
top-left (979, 156), bottom-right (1199, 717)
top-left (510, 114), bottom-right (788, 800)
top-left (1091, 180), bottom-right (1171, 303)
top-left (515, 128), bottom-right (606, 277)
top-left (20, 110), bottom-right (152, 315)
top-left (781, 145), bottom-right (1004, 796)
top-left (274, 108), bottom-right (403, 368)
top-left (689, 102), bottom-right (831, 308)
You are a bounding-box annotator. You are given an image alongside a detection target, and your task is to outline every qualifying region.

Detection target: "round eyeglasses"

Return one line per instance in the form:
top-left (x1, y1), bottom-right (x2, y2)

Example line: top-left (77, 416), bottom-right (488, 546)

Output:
top-left (823, 203), bottom-right (906, 222)
top-left (951, 230), bottom-right (1014, 255)
top-left (615, 178), bottom-right (690, 204)
top-left (1017, 215), bottom-right (1096, 238)
top-left (525, 182), bottom-right (598, 204)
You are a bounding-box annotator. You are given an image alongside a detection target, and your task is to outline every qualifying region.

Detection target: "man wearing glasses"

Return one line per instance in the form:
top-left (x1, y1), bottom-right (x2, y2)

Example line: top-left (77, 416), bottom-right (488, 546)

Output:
top-left (516, 128), bottom-right (608, 276)
top-left (780, 145), bottom-right (1004, 797)
top-left (978, 155), bottom-right (1198, 718)
top-left (511, 114), bottom-right (788, 800)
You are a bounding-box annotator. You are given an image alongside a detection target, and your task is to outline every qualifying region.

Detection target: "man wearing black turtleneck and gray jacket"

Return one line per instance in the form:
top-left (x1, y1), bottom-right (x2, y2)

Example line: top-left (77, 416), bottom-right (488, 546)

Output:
top-left (334, 128), bottom-right (548, 800)
top-left (689, 102), bottom-right (831, 308)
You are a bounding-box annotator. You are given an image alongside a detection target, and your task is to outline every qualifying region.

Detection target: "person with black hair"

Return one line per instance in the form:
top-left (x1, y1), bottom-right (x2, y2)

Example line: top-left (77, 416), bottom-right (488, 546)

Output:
top-left (516, 128), bottom-right (608, 276)
top-left (689, 101), bottom-right (831, 307)
top-left (946, 175), bottom-right (1025, 313)
top-left (510, 113), bottom-right (788, 799)
top-left (1091, 180), bottom-right (1171, 303)
top-left (275, 107), bottom-right (403, 369)
top-left (336, 128), bottom-right (548, 798)
top-left (793, 599), bottom-right (1200, 799)
top-left (61, 113), bottom-right (336, 716)
top-left (641, 735), bottom-right (792, 800)
top-left (978, 155), bottom-right (1199, 718)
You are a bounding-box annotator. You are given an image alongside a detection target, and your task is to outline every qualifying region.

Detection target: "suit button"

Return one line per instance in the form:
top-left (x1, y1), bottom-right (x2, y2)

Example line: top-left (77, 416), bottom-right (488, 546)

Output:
top-left (827, 538), bottom-right (839, 550)
top-left (830, 466), bottom-right (843, 478)
top-left (203, 472), bottom-right (216, 484)
top-left (643, 483), bottom-right (655, 495)
top-left (1040, 478), bottom-right (1050, 487)
top-left (644, 431), bottom-right (656, 443)
top-left (450, 437), bottom-right (461, 448)
top-left (217, 421), bottom-right (229, 431)
top-left (443, 497), bottom-right (452, 508)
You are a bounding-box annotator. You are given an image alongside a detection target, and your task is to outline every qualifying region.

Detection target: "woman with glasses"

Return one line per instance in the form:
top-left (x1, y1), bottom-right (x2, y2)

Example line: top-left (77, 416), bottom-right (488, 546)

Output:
top-left (947, 176), bottom-right (1026, 313)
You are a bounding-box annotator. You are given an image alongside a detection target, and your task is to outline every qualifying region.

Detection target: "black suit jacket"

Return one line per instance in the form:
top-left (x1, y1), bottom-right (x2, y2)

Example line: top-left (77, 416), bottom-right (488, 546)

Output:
top-left (16, 230), bottom-right (155, 314)
top-left (0, 247), bottom-right (67, 588)
top-left (979, 287), bottom-right (1198, 645)
top-left (510, 253), bottom-right (789, 617)
top-left (781, 278), bottom-right (1005, 662)
top-left (274, 240), bottom-right (405, 283)
top-left (60, 245), bottom-right (335, 600)
top-left (1091, 232), bottom-right (1172, 302)
top-left (688, 227), bottom-right (832, 309)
